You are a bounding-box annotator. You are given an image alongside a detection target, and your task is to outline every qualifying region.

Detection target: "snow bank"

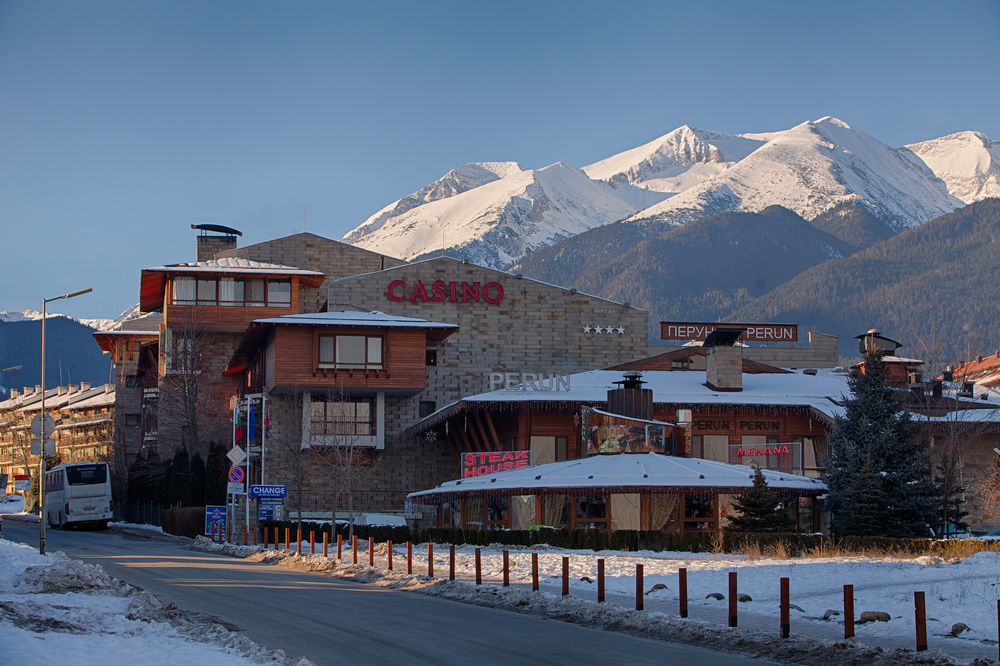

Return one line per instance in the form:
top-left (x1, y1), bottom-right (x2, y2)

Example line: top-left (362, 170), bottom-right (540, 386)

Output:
top-left (0, 539), bottom-right (307, 664)
top-left (193, 536), bottom-right (996, 663)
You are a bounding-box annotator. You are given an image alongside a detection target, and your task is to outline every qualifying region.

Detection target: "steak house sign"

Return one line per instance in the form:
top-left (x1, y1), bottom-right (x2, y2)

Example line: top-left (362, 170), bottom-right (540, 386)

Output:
top-left (387, 279), bottom-right (504, 303)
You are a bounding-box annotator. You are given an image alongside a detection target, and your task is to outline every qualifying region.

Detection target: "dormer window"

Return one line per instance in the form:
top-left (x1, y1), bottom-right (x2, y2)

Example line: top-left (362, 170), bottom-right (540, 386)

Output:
top-left (318, 334), bottom-right (383, 370)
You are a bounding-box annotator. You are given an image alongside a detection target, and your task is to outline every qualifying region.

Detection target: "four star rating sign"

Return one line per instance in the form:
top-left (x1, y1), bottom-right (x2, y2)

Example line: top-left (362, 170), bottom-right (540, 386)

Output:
top-left (582, 324), bottom-right (626, 335)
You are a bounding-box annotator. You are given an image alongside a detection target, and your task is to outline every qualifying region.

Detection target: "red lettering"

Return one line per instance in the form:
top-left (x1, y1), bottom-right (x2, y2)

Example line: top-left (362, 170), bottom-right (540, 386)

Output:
top-left (431, 280), bottom-right (448, 301)
top-left (462, 282), bottom-right (480, 302)
top-left (477, 466), bottom-right (490, 476)
top-left (409, 280), bottom-right (429, 302)
top-left (483, 282), bottom-right (504, 303)
top-left (737, 448), bottom-right (748, 456)
top-left (449, 281), bottom-right (458, 302)
top-left (387, 280), bottom-right (406, 301)
top-left (502, 451), bottom-right (515, 461)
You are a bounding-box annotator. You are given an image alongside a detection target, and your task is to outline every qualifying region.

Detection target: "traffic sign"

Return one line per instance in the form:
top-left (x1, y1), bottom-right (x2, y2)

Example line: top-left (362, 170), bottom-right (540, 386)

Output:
top-left (30, 438), bottom-right (56, 456)
top-left (228, 466), bottom-right (245, 484)
top-left (14, 474), bottom-right (30, 491)
top-left (227, 481), bottom-right (245, 495)
top-left (204, 505), bottom-right (226, 535)
top-left (248, 484), bottom-right (287, 498)
top-left (30, 414), bottom-right (55, 437)
top-left (226, 445), bottom-right (247, 465)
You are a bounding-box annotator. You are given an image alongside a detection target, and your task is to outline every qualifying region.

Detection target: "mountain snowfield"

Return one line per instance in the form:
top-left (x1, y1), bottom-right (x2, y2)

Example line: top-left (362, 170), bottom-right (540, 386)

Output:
top-left (344, 117), bottom-right (995, 268)
top-left (0, 305), bottom-right (139, 332)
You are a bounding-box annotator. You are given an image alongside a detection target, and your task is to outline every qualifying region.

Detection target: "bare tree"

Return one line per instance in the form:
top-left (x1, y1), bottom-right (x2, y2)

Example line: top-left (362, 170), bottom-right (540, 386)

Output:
top-left (160, 307), bottom-right (207, 457)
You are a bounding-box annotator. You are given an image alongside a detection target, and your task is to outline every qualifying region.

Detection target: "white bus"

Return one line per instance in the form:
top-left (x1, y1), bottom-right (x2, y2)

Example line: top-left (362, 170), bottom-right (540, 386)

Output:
top-left (45, 462), bottom-right (113, 529)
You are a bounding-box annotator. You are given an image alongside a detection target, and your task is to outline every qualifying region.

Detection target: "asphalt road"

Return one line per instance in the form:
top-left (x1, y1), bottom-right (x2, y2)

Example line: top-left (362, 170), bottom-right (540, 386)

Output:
top-left (2, 516), bottom-right (768, 665)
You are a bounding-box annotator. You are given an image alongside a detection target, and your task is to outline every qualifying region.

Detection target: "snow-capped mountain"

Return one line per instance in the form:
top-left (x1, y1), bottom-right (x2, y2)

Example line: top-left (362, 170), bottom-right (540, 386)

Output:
top-left (904, 131), bottom-right (1000, 204)
top-left (344, 117), bottom-right (995, 268)
top-left (0, 304), bottom-right (140, 332)
top-left (346, 161), bottom-right (644, 267)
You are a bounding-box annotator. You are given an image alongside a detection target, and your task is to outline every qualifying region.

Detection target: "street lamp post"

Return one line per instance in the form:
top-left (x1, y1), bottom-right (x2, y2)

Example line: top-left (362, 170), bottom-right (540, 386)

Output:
top-left (39, 287), bottom-right (92, 555)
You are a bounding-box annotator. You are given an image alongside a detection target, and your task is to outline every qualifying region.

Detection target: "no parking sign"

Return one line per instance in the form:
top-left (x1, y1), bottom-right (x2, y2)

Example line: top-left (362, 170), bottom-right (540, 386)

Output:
top-left (228, 466), bottom-right (245, 483)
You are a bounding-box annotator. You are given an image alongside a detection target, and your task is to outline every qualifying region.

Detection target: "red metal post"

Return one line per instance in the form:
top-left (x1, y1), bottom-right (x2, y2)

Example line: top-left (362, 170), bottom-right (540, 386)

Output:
top-left (844, 584), bottom-right (855, 639)
top-left (915, 591), bottom-right (927, 652)
top-left (449, 545), bottom-right (455, 581)
top-left (562, 556), bottom-right (569, 597)
top-left (369, 537), bottom-right (375, 567)
top-left (263, 525), bottom-right (268, 549)
top-left (427, 543), bottom-right (434, 577)
top-left (728, 571), bottom-right (738, 627)
top-left (387, 541), bottom-right (393, 570)
top-left (243, 525), bottom-right (248, 546)
top-left (636, 564), bottom-right (644, 611)
top-left (253, 526), bottom-right (257, 546)
top-left (679, 567), bottom-right (688, 618)
top-left (597, 559), bottom-right (605, 602)
top-left (274, 527), bottom-right (279, 550)
top-left (502, 550), bottom-right (510, 587)
top-left (352, 535), bottom-right (358, 564)
top-left (337, 533), bottom-right (342, 560)
top-left (227, 524), bottom-right (232, 543)
top-left (296, 528), bottom-right (302, 554)
top-left (407, 541), bottom-right (412, 574)
top-left (323, 532), bottom-right (328, 558)
top-left (310, 531), bottom-right (315, 554)
top-left (531, 553), bottom-right (538, 592)
top-left (780, 577), bottom-right (790, 638)
top-left (285, 527), bottom-right (290, 551)
top-left (475, 548), bottom-right (482, 585)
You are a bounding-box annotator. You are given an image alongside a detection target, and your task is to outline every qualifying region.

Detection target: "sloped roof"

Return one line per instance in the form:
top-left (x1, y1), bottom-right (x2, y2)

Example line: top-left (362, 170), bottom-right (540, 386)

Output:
top-left (407, 452), bottom-right (827, 502)
top-left (607, 348), bottom-right (790, 374)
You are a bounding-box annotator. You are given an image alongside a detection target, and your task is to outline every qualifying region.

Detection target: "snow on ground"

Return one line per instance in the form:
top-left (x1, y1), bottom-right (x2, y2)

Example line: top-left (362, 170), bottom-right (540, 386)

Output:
top-left (0, 538), bottom-right (306, 665)
top-left (194, 536), bottom-right (1000, 664)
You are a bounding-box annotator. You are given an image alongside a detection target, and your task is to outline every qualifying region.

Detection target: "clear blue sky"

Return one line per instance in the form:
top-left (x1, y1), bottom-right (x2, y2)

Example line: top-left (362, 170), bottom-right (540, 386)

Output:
top-left (2, 0), bottom-right (998, 318)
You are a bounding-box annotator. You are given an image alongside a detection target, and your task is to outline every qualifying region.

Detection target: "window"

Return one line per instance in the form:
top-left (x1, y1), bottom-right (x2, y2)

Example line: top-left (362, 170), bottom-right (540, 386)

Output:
top-left (173, 277), bottom-right (196, 304)
top-left (310, 398), bottom-right (375, 437)
top-left (418, 401), bottom-right (436, 418)
top-left (219, 277), bottom-right (244, 306)
top-left (268, 279), bottom-right (291, 306)
top-left (318, 335), bottom-right (383, 370)
top-left (124, 414), bottom-right (140, 427)
top-left (245, 279), bottom-right (265, 306)
top-left (425, 349), bottom-right (438, 366)
top-left (486, 497), bottom-right (509, 529)
top-left (124, 375), bottom-right (139, 388)
top-left (574, 495), bottom-right (608, 530)
top-left (196, 278), bottom-right (216, 304)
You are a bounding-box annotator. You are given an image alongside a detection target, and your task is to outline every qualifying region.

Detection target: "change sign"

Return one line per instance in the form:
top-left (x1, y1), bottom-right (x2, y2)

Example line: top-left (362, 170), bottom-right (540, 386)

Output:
top-left (248, 484), bottom-right (287, 498)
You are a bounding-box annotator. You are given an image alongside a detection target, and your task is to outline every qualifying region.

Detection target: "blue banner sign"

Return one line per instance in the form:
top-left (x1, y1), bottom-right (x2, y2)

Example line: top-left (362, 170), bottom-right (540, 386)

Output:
top-left (204, 505), bottom-right (226, 535)
top-left (249, 484), bottom-right (287, 498)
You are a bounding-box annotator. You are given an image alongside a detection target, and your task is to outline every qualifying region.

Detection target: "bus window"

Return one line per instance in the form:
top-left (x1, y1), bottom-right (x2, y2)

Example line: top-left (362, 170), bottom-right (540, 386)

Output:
top-left (66, 464), bottom-right (107, 485)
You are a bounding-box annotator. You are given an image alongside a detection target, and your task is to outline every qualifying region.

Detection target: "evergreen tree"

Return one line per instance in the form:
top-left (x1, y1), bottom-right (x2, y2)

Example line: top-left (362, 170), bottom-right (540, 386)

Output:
top-left (725, 467), bottom-right (795, 533)
top-left (190, 451), bottom-right (206, 506)
top-left (168, 448), bottom-right (192, 506)
top-left (824, 352), bottom-right (938, 538)
top-left (205, 443), bottom-right (228, 505)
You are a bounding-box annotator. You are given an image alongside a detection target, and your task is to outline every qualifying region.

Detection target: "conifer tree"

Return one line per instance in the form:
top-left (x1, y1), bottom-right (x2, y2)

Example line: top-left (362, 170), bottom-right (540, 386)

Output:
top-left (726, 467), bottom-right (795, 533)
top-left (824, 351), bottom-right (938, 537)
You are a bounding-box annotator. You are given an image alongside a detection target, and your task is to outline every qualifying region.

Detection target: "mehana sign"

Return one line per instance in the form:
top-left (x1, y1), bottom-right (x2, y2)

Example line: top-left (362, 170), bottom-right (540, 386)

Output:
top-left (462, 451), bottom-right (532, 478)
top-left (387, 279), bottom-right (504, 304)
top-left (661, 322), bottom-right (798, 342)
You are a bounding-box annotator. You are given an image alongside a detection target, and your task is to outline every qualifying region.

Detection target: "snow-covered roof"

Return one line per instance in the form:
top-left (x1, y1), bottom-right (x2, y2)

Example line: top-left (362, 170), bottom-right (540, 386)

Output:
top-left (408, 452), bottom-right (827, 501)
top-left (252, 310), bottom-right (458, 330)
top-left (417, 368), bottom-right (848, 430)
top-left (54, 417), bottom-right (112, 430)
top-left (143, 257), bottom-right (323, 276)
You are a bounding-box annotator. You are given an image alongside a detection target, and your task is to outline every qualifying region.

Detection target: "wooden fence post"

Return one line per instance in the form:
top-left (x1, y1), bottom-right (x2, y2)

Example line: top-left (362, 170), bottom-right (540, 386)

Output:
top-left (352, 535), bottom-right (358, 564)
top-left (844, 584), bottom-right (855, 639)
top-left (728, 571), bottom-right (738, 628)
top-left (263, 525), bottom-right (268, 549)
top-left (323, 532), bottom-right (328, 558)
top-left (780, 577), bottom-right (790, 638)
top-left (336, 533), bottom-right (342, 560)
top-left (531, 553), bottom-right (538, 592)
top-left (636, 564), bottom-right (644, 611)
top-left (388, 541), bottom-right (393, 570)
top-left (679, 567), bottom-right (688, 618)
top-left (285, 527), bottom-right (290, 551)
top-left (407, 541), bottom-right (413, 574)
top-left (449, 545), bottom-right (455, 581)
top-left (562, 556), bottom-right (569, 597)
top-left (369, 537), bottom-right (375, 567)
top-left (915, 591), bottom-right (927, 652)
top-left (310, 531), bottom-right (315, 554)
top-left (427, 544), bottom-right (434, 577)
top-left (253, 526), bottom-right (257, 546)
top-left (296, 528), bottom-right (302, 554)
top-left (274, 527), bottom-right (279, 550)
top-left (597, 559), bottom-right (605, 602)
top-left (475, 548), bottom-right (482, 585)
top-left (502, 550), bottom-right (510, 587)
top-left (227, 524), bottom-right (232, 543)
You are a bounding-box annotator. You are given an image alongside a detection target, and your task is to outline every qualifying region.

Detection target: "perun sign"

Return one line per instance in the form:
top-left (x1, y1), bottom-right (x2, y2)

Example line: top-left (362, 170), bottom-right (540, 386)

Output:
top-left (387, 279), bottom-right (504, 304)
top-left (462, 451), bottom-right (532, 478)
top-left (660, 322), bottom-right (798, 342)
top-left (488, 372), bottom-right (571, 391)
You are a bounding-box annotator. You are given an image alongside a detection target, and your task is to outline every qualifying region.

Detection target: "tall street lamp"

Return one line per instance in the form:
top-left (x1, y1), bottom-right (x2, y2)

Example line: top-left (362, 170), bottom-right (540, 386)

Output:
top-left (39, 287), bottom-right (92, 555)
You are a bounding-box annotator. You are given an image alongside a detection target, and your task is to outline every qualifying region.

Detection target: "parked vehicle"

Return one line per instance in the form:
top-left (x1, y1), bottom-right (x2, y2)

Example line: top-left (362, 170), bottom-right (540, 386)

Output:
top-left (44, 462), bottom-right (113, 530)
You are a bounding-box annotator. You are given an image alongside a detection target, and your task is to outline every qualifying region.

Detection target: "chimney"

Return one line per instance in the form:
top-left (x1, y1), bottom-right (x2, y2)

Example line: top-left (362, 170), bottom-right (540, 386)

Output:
top-left (704, 328), bottom-right (744, 392)
top-left (192, 224), bottom-right (242, 261)
top-left (607, 371), bottom-right (653, 420)
top-left (68, 384), bottom-right (79, 393)
top-left (80, 381), bottom-right (91, 391)
top-left (10, 388), bottom-right (19, 398)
